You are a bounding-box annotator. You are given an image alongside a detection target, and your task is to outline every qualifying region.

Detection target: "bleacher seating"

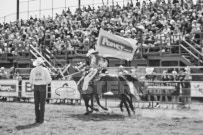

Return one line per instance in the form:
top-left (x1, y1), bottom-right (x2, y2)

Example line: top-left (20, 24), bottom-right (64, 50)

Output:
top-left (0, 0), bottom-right (202, 70)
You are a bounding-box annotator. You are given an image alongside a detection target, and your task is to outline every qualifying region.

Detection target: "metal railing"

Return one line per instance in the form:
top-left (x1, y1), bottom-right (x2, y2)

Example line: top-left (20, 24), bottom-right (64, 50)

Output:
top-left (0, 0), bottom-right (130, 23)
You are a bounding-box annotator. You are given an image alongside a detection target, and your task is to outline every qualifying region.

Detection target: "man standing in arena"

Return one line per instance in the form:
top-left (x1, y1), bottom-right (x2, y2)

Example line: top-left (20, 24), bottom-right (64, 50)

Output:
top-left (29, 57), bottom-right (52, 124)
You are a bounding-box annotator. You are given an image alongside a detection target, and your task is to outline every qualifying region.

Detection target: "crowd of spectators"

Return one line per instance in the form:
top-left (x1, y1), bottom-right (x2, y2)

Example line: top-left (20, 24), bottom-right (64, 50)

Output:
top-left (138, 66), bottom-right (192, 108)
top-left (0, 0), bottom-right (202, 61)
top-left (0, 66), bottom-right (20, 79)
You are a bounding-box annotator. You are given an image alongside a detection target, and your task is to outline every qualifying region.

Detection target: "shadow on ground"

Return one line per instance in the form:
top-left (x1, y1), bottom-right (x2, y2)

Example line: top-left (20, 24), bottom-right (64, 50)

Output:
top-left (70, 113), bottom-right (125, 121)
top-left (16, 123), bottom-right (40, 130)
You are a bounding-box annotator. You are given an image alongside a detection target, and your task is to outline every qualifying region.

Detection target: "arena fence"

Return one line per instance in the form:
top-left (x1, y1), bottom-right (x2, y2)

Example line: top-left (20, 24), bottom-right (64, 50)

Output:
top-left (0, 79), bottom-right (81, 104)
top-left (1, 66), bottom-right (203, 109)
top-left (105, 66), bottom-right (203, 108)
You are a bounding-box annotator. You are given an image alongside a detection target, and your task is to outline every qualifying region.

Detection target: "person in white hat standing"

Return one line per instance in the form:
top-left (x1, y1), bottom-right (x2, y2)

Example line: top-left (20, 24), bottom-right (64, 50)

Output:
top-left (29, 57), bottom-right (52, 124)
top-left (82, 48), bottom-right (108, 92)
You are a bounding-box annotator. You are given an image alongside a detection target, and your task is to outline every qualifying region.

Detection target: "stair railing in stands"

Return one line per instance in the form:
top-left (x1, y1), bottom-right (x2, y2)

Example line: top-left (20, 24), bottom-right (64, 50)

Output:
top-left (181, 40), bottom-right (203, 66)
top-left (30, 50), bottom-right (38, 58)
top-left (45, 48), bottom-right (66, 67)
top-left (29, 44), bottom-right (60, 75)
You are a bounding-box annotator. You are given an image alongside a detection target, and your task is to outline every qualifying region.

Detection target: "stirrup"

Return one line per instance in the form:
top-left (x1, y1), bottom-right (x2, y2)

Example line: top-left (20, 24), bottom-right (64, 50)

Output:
top-left (94, 76), bottom-right (101, 81)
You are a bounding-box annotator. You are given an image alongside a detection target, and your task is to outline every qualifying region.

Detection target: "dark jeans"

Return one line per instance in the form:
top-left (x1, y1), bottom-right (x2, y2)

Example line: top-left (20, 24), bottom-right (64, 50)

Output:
top-left (34, 85), bottom-right (46, 123)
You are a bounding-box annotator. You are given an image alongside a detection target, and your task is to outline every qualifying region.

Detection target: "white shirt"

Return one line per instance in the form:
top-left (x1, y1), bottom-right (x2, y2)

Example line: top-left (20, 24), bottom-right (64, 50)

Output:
top-left (29, 65), bottom-right (52, 85)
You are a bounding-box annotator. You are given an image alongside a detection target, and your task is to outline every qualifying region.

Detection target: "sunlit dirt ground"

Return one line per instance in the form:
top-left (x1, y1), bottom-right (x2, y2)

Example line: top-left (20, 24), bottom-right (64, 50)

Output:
top-left (0, 100), bottom-right (203, 135)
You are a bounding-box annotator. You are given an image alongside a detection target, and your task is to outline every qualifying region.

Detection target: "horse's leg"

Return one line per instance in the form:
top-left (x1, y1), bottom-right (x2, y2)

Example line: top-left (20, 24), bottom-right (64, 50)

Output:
top-left (119, 94), bottom-right (133, 113)
top-left (119, 100), bottom-right (124, 112)
top-left (82, 95), bottom-right (90, 115)
top-left (82, 94), bottom-right (94, 115)
top-left (87, 96), bottom-right (99, 112)
top-left (91, 94), bottom-right (93, 110)
top-left (89, 105), bottom-right (99, 112)
top-left (120, 94), bottom-right (131, 116)
top-left (87, 94), bottom-right (94, 114)
top-left (81, 94), bottom-right (98, 112)
top-left (83, 94), bottom-right (99, 112)
top-left (95, 94), bottom-right (108, 111)
top-left (124, 94), bottom-right (135, 114)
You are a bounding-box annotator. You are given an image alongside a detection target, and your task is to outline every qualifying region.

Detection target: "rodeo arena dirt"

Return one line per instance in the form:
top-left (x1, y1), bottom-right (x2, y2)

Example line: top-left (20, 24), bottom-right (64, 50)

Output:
top-left (1, 0), bottom-right (203, 135)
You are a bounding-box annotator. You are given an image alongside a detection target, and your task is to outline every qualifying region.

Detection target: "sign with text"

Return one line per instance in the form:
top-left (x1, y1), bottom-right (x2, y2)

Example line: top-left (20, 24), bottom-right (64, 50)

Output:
top-left (0, 80), bottom-right (18, 97)
top-left (21, 80), bottom-right (34, 98)
top-left (147, 85), bottom-right (176, 95)
top-left (96, 29), bottom-right (138, 61)
top-left (191, 81), bottom-right (203, 97)
top-left (51, 81), bottom-right (80, 99)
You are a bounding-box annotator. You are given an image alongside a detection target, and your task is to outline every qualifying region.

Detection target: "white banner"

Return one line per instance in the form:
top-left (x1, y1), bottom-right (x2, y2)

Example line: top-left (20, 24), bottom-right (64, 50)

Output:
top-left (0, 80), bottom-right (18, 97)
top-left (21, 80), bottom-right (34, 98)
top-left (191, 81), bottom-right (203, 97)
top-left (96, 29), bottom-right (138, 61)
top-left (51, 80), bottom-right (80, 99)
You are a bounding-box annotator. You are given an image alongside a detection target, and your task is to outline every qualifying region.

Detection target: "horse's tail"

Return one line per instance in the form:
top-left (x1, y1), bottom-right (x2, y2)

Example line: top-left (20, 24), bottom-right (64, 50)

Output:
top-left (118, 76), bottom-right (141, 102)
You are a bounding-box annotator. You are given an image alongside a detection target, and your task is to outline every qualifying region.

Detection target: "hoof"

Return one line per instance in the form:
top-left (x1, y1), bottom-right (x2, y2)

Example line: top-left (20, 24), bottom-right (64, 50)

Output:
top-left (94, 108), bottom-right (99, 112)
top-left (84, 112), bottom-right (89, 115)
top-left (103, 108), bottom-right (108, 111)
top-left (120, 109), bottom-right (123, 112)
top-left (133, 111), bottom-right (135, 115)
top-left (84, 110), bottom-right (93, 115)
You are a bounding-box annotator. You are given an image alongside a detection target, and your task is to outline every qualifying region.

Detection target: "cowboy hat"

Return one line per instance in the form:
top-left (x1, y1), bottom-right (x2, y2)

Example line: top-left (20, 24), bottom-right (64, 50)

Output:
top-left (163, 70), bottom-right (167, 74)
top-left (184, 66), bottom-right (190, 71)
top-left (172, 71), bottom-right (177, 74)
top-left (86, 49), bottom-right (98, 57)
top-left (123, 70), bottom-right (129, 74)
top-left (146, 67), bottom-right (154, 74)
top-left (33, 57), bottom-right (44, 66)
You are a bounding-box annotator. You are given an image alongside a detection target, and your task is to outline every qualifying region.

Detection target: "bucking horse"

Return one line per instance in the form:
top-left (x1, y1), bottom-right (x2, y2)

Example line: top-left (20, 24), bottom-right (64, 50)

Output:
top-left (59, 65), bottom-right (143, 116)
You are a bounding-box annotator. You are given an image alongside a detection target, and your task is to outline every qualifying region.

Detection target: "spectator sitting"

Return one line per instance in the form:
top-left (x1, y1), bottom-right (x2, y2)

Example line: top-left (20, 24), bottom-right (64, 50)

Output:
top-left (9, 66), bottom-right (15, 79)
top-left (1, 67), bottom-right (8, 79)
top-left (0, 69), bottom-right (2, 79)
top-left (160, 70), bottom-right (169, 108)
top-left (0, 0), bottom-right (202, 67)
top-left (14, 71), bottom-right (22, 81)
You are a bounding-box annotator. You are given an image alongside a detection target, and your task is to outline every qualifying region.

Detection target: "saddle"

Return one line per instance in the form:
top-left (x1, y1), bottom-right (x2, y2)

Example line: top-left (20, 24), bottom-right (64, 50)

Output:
top-left (92, 72), bottom-right (104, 82)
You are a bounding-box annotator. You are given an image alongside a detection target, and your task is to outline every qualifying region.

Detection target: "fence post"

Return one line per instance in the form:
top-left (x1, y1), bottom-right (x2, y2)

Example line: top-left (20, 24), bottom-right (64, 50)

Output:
top-left (52, 0), bottom-right (54, 19)
top-left (179, 34), bottom-right (181, 54)
top-left (39, 0), bottom-right (41, 18)
top-left (160, 35), bottom-right (162, 56)
top-left (140, 32), bottom-right (143, 58)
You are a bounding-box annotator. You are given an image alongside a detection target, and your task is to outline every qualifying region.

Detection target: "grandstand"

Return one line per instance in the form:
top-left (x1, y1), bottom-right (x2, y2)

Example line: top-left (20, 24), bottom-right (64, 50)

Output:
top-left (0, 0), bottom-right (202, 78)
top-left (0, 0), bottom-right (202, 108)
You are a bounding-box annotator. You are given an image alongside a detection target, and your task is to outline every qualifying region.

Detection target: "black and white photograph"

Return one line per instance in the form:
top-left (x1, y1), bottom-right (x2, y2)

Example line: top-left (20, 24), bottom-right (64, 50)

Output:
top-left (0, 0), bottom-right (203, 134)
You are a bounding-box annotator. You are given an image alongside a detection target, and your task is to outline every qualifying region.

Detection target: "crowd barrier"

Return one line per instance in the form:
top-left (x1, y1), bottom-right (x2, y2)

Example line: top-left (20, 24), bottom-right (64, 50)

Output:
top-left (0, 80), bottom-right (81, 103)
top-left (0, 79), bottom-right (201, 102)
top-left (105, 66), bottom-right (203, 107)
top-left (139, 80), bottom-right (192, 108)
top-left (1, 66), bottom-right (203, 108)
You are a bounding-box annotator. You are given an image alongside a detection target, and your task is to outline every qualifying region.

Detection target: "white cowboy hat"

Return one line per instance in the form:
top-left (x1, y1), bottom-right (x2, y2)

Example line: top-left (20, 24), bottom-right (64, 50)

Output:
top-left (130, 69), bottom-right (136, 73)
top-left (140, 76), bottom-right (145, 80)
top-left (33, 57), bottom-right (44, 66)
top-left (184, 66), bottom-right (190, 71)
top-left (163, 70), bottom-right (167, 74)
top-left (123, 70), bottom-right (129, 74)
top-left (86, 49), bottom-right (98, 57)
top-left (79, 62), bottom-right (84, 65)
top-left (146, 67), bottom-right (154, 74)
top-left (172, 71), bottom-right (177, 74)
